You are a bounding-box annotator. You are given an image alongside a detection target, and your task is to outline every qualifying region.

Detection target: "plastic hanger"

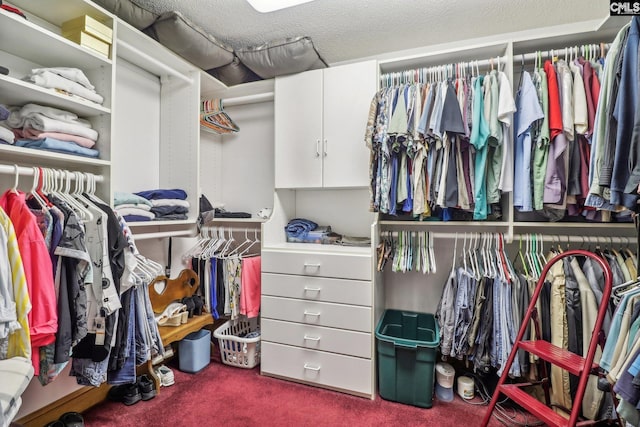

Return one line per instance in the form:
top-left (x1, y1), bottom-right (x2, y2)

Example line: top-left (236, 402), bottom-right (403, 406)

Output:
top-left (239, 228), bottom-right (261, 257)
top-left (11, 164), bottom-right (19, 194)
top-left (27, 167), bottom-right (48, 209)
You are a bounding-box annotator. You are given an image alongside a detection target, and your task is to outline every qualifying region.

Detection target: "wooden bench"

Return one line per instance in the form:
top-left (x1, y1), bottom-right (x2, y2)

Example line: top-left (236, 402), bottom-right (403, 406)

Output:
top-left (143, 269), bottom-right (214, 393)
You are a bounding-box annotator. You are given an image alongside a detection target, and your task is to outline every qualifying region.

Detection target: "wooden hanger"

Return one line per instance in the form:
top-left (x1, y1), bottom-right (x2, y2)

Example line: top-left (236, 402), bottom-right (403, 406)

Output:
top-left (148, 269), bottom-right (200, 314)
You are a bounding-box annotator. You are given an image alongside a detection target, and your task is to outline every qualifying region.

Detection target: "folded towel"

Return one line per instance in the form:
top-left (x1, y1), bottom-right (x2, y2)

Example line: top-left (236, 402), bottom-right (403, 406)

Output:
top-left (114, 192), bottom-right (153, 207)
top-left (149, 199), bottom-right (190, 208)
top-left (15, 137), bottom-right (99, 158)
top-left (19, 127), bottom-right (96, 148)
top-left (8, 104), bottom-right (84, 126)
top-left (116, 203), bottom-right (151, 211)
top-left (22, 114), bottom-right (98, 140)
top-left (32, 67), bottom-right (95, 90)
top-left (115, 207), bottom-right (155, 219)
top-left (151, 205), bottom-right (188, 216)
top-left (123, 215), bottom-right (152, 222)
top-left (0, 126), bottom-right (14, 144)
top-left (29, 71), bottom-right (104, 104)
top-left (135, 189), bottom-right (187, 200)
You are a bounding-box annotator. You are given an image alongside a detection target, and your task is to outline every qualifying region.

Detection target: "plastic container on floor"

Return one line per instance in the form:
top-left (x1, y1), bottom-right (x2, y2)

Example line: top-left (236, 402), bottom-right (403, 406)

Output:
top-left (213, 317), bottom-right (260, 369)
top-left (375, 309), bottom-right (440, 408)
top-left (178, 328), bottom-right (211, 373)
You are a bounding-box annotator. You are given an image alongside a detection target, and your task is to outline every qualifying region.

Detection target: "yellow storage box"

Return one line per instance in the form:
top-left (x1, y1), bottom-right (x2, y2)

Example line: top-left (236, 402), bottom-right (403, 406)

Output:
top-left (63, 30), bottom-right (111, 59)
top-left (62, 15), bottom-right (112, 44)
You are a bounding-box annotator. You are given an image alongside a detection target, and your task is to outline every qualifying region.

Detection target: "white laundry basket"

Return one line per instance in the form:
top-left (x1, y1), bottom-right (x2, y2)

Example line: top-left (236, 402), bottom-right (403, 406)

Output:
top-left (213, 317), bottom-right (260, 368)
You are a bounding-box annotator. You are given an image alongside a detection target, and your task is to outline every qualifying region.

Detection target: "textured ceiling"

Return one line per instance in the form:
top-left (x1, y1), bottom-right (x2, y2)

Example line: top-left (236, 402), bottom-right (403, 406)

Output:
top-left (134, 0), bottom-right (611, 64)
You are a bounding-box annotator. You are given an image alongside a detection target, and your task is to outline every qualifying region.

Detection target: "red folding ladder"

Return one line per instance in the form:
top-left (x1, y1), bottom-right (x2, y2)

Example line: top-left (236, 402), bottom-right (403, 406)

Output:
top-left (480, 249), bottom-right (620, 427)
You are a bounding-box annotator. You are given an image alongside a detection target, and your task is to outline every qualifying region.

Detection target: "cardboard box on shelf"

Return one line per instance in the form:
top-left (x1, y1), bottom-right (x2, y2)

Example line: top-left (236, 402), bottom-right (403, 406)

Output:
top-left (63, 30), bottom-right (111, 59)
top-left (61, 15), bottom-right (112, 44)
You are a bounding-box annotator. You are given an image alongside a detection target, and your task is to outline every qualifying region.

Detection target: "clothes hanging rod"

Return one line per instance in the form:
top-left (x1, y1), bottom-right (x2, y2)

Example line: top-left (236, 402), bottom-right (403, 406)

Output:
top-left (382, 230), bottom-right (634, 245)
top-left (200, 225), bottom-right (263, 233)
top-left (222, 92), bottom-right (274, 107)
top-left (0, 164), bottom-right (104, 182)
top-left (380, 54), bottom-right (508, 78)
top-left (118, 40), bottom-right (193, 85)
top-left (133, 229), bottom-right (196, 241)
top-left (515, 43), bottom-right (611, 63)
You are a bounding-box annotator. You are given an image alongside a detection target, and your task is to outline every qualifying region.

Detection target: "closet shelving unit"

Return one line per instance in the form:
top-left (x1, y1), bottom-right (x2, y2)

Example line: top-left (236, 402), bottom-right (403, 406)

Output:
top-left (0, 0), bottom-right (113, 199)
top-left (258, 59), bottom-right (378, 399)
top-left (110, 18), bottom-right (201, 240)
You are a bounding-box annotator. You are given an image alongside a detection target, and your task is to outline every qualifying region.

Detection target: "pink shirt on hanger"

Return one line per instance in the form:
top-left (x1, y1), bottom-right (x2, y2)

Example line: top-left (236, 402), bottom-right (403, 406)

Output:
top-left (0, 190), bottom-right (57, 372)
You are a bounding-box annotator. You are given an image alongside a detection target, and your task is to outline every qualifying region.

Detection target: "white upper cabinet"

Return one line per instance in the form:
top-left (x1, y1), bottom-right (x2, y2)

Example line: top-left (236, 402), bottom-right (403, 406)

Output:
top-left (274, 60), bottom-right (376, 189)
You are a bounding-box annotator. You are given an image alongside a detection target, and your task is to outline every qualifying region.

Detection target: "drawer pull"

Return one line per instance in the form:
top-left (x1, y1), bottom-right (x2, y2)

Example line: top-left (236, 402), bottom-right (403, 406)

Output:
top-left (304, 363), bottom-right (321, 372)
top-left (303, 310), bottom-right (321, 317)
top-left (303, 335), bottom-right (321, 341)
top-left (303, 286), bottom-right (321, 292)
top-left (303, 263), bottom-right (321, 269)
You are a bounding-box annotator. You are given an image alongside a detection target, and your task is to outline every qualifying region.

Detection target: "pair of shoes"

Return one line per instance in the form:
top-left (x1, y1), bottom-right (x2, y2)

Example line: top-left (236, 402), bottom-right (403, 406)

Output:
top-left (153, 364), bottom-right (175, 387)
top-left (47, 412), bottom-right (84, 427)
top-left (107, 382), bottom-right (141, 406)
top-left (151, 344), bottom-right (175, 365)
top-left (107, 375), bottom-right (157, 405)
top-left (156, 302), bottom-right (188, 326)
top-left (181, 295), bottom-right (205, 317)
top-left (137, 374), bottom-right (157, 400)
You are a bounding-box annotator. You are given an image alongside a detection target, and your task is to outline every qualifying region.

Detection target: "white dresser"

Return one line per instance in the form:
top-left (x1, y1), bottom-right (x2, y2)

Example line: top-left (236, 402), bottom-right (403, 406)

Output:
top-left (260, 244), bottom-right (374, 398)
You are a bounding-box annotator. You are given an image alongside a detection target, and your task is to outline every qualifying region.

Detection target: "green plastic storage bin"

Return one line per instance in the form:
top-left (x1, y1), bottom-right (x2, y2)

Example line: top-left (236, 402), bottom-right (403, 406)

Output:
top-left (375, 309), bottom-right (440, 408)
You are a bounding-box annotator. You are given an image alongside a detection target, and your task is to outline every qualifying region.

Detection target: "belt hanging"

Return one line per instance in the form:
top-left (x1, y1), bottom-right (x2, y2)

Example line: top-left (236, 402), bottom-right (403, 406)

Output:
top-left (166, 237), bottom-right (172, 277)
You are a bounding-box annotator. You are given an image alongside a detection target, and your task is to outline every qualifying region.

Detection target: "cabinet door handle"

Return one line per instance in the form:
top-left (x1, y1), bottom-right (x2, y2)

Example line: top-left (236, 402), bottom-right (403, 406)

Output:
top-left (303, 335), bottom-right (321, 341)
top-left (303, 263), bottom-right (321, 269)
top-left (304, 363), bottom-right (321, 371)
top-left (323, 139), bottom-right (327, 157)
top-left (303, 310), bottom-right (321, 316)
top-left (303, 286), bottom-right (321, 292)
top-left (315, 139), bottom-right (320, 158)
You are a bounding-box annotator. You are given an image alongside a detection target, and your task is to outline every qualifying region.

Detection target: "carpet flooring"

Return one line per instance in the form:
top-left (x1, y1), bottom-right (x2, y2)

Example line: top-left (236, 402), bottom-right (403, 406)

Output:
top-left (82, 352), bottom-right (507, 427)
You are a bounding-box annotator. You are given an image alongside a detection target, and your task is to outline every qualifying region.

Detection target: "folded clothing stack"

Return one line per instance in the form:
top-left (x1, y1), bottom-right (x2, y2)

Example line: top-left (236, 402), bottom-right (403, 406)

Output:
top-left (26, 67), bottom-right (104, 105)
top-left (5, 102), bottom-right (99, 158)
top-left (135, 188), bottom-right (190, 221)
top-left (285, 218), bottom-right (338, 244)
top-left (114, 191), bottom-right (154, 222)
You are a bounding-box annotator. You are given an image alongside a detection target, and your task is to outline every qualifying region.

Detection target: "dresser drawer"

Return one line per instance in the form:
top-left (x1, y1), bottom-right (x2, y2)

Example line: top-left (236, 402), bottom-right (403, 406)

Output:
top-left (261, 249), bottom-right (371, 280)
top-left (261, 341), bottom-right (372, 396)
top-left (262, 273), bottom-right (371, 306)
top-left (261, 296), bottom-right (371, 332)
top-left (262, 318), bottom-right (372, 359)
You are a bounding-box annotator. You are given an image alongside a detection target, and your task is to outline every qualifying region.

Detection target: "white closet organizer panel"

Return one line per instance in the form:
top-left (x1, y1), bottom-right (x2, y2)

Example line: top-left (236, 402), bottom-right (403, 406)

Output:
top-left (261, 342), bottom-right (373, 396)
top-left (261, 296), bottom-right (372, 332)
top-left (261, 249), bottom-right (371, 280)
top-left (261, 319), bottom-right (372, 359)
top-left (262, 273), bottom-right (371, 306)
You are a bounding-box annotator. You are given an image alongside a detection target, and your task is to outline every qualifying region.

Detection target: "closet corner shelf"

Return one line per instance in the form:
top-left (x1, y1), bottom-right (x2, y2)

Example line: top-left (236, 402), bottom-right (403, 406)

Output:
top-left (0, 74), bottom-right (111, 117)
top-left (0, 7), bottom-right (112, 70)
top-left (0, 144), bottom-right (110, 166)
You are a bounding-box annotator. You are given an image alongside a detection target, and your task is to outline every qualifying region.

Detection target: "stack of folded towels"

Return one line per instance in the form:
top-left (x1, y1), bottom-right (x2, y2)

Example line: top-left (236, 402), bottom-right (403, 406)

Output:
top-left (115, 189), bottom-right (190, 222)
top-left (140, 189), bottom-right (190, 221)
top-left (26, 67), bottom-right (104, 105)
top-left (114, 192), bottom-right (154, 222)
top-left (4, 103), bottom-right (99, 158)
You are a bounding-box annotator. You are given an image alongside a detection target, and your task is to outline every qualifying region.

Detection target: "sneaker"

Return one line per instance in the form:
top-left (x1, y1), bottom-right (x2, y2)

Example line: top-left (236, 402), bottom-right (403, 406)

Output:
top-left (107, 382), bottom-right (142, 405)
top-left (137, 374), bottom-right (157, 401)
top-left (153, 364), bottom-right (175, 387)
